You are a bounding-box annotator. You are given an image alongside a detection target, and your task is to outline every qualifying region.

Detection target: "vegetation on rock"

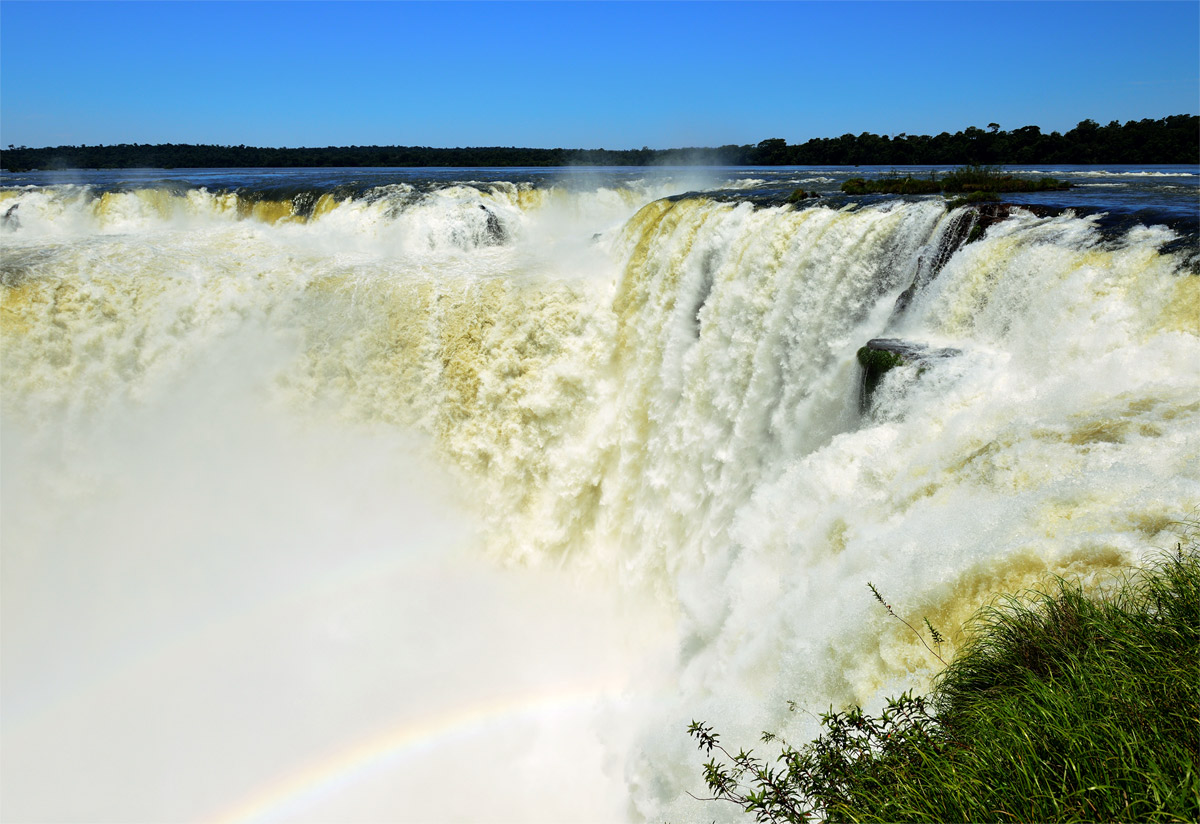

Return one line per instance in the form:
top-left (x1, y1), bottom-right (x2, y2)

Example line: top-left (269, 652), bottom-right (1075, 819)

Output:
top-left (787, 188), bottom-right (819, 203)
top-left (940, 164), bottom-right (1070, 193)
top-left (856, 343), bottom-right (907, 409)
top-left (946, 190), bottom-right (1002, 210)
top-left (689, 527), bottom-right (1200, 822)
top-left (856, 339), bottom-right (960, 411)
top-left (842, 176), bottom-right (943, 196)
top-left (856, 345), bottom-right (906, 374)
top-left (843, 165), bottom-right (1070, 197)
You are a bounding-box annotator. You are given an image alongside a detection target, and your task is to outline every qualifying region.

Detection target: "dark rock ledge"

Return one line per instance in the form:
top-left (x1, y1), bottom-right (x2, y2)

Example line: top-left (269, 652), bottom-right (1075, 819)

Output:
top-left (857, 338), bottom-right (962, 412)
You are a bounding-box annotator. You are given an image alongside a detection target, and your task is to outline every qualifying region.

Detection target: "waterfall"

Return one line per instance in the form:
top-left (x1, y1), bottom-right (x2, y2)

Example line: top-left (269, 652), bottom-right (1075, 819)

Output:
top-left (3, 175), bottom-right (1197, 821)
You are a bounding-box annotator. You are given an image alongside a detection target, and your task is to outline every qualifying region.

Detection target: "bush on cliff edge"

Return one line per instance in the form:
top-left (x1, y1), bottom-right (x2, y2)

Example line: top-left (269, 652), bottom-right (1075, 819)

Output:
top-left (690, 528), bottom-right (1200, 822)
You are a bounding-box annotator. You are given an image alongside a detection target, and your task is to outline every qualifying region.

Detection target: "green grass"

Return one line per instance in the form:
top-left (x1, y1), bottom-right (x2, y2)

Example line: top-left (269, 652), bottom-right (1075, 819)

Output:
top-left (690, 533), bottom-right (1200, 822)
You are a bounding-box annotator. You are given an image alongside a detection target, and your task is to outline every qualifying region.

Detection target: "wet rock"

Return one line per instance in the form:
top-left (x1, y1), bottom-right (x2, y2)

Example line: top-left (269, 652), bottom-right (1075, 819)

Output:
top-left (787, 188), bottom-right (819, 203)
top-left (291, 191), bottom-right (319, 220)
top-left (857, 338), bottom-right (961, 412)
top-left (479, 205), bottom-right (507, 244)
top-left (891, 203), bottom-right (1060, 318)
top-left (2, 203), bottom-right (19, 231)
top-left (892, 206), bottom-right (989, 317)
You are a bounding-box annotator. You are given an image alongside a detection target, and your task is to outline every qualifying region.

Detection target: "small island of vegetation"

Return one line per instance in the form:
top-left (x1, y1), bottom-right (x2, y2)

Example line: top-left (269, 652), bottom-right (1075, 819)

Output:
top-left (841, 165), bottom-right (1071, 197)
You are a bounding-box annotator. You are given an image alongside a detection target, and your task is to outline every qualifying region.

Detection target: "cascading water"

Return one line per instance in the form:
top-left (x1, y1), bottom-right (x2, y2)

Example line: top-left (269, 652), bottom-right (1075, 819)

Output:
top-left (2, 167), bottom-right (1197, 822)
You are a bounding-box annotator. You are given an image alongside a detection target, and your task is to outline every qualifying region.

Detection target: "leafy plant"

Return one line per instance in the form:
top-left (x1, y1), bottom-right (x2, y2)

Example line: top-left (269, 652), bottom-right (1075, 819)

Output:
top-left (690, 525), bottom-right (1200, 822)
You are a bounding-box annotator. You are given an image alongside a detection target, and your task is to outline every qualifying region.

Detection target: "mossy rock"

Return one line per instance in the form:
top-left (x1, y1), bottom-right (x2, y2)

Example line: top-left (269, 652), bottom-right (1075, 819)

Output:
top-left (857, 341), bottom-right (909, 410)
top-left (857, 338), bottom-right (961, 412)
top-left (787, 188), bottom-right (818, 203)
top-left (857, 345), bottom-right (905, 373)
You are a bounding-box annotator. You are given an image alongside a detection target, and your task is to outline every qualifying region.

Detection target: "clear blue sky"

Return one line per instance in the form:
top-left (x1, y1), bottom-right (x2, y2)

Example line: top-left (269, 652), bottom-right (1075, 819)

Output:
top-left (2, 1), bottom-right (1197, 149)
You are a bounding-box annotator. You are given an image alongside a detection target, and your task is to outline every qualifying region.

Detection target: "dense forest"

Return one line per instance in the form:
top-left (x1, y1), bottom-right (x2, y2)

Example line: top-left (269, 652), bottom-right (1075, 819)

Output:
top-left (2, 115), bottom-right (1196, 171)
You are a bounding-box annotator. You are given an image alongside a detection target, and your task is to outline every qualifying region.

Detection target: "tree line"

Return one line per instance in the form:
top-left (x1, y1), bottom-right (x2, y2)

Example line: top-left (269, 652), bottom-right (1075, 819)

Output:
top-left (3, 115), bottom-right (1196, 171)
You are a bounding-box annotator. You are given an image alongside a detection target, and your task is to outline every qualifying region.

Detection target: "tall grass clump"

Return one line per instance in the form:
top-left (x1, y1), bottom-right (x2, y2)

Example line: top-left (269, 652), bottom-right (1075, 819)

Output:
top-left (690, 529), bottom-right (1200, 822)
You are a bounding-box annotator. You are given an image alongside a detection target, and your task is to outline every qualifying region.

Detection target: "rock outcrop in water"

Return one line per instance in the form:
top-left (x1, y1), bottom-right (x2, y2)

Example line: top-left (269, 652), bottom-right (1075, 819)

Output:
top-left (858, 338), bottom-right (962, 412)
top-left (480, 204), bottom-right (507, 244)
top-left (891, 202), bottom-right (1067, 318)
top-left (892, 203), bottom-right (1005, 317)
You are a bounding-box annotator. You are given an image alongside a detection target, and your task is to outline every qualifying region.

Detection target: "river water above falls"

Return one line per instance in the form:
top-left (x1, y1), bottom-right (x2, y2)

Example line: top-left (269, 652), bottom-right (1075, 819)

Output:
top-left (2, 165), bottom-right (1197, 822)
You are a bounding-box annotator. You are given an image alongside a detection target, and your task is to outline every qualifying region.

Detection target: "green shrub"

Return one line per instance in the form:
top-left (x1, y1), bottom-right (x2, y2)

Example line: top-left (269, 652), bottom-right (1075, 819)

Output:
top-left (690, 530), bottom-right (1200, 822)
top-left (841, 178), bottom-right (871, 196)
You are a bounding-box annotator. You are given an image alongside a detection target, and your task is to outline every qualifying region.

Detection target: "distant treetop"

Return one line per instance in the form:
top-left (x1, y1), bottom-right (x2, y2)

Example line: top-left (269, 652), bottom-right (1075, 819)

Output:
top-left (2, 115), bottom-right (1196, 171)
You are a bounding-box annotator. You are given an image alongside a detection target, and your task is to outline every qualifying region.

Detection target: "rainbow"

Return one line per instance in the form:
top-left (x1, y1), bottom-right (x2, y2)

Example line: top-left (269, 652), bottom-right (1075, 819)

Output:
top-left (210, 680), bottom-right (632, 824)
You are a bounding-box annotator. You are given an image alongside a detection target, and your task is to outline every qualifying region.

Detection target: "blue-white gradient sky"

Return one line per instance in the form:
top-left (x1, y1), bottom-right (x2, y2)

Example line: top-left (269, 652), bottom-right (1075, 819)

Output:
top-left (2, 1), bottom-right (1197, 149)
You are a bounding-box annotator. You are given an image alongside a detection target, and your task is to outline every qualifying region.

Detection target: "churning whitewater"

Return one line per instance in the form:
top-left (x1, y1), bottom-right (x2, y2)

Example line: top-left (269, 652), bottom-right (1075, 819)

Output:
top-left (2, 169), bottom-right (1198, 822)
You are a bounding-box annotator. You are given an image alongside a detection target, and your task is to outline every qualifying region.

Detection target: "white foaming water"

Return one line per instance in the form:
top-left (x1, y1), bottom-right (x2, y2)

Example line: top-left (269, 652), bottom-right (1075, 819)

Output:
top-left (2, 176), bottom-right (1198, 821)
top-left (1, 325), bottom-right (672, 823)
top-left (1024, 169), bottom-right (1197, 178)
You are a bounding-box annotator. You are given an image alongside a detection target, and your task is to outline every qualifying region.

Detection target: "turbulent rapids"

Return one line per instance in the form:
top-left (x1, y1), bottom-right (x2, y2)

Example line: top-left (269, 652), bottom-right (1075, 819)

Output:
top-left (2, 168), bottom-right (1198, 822)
